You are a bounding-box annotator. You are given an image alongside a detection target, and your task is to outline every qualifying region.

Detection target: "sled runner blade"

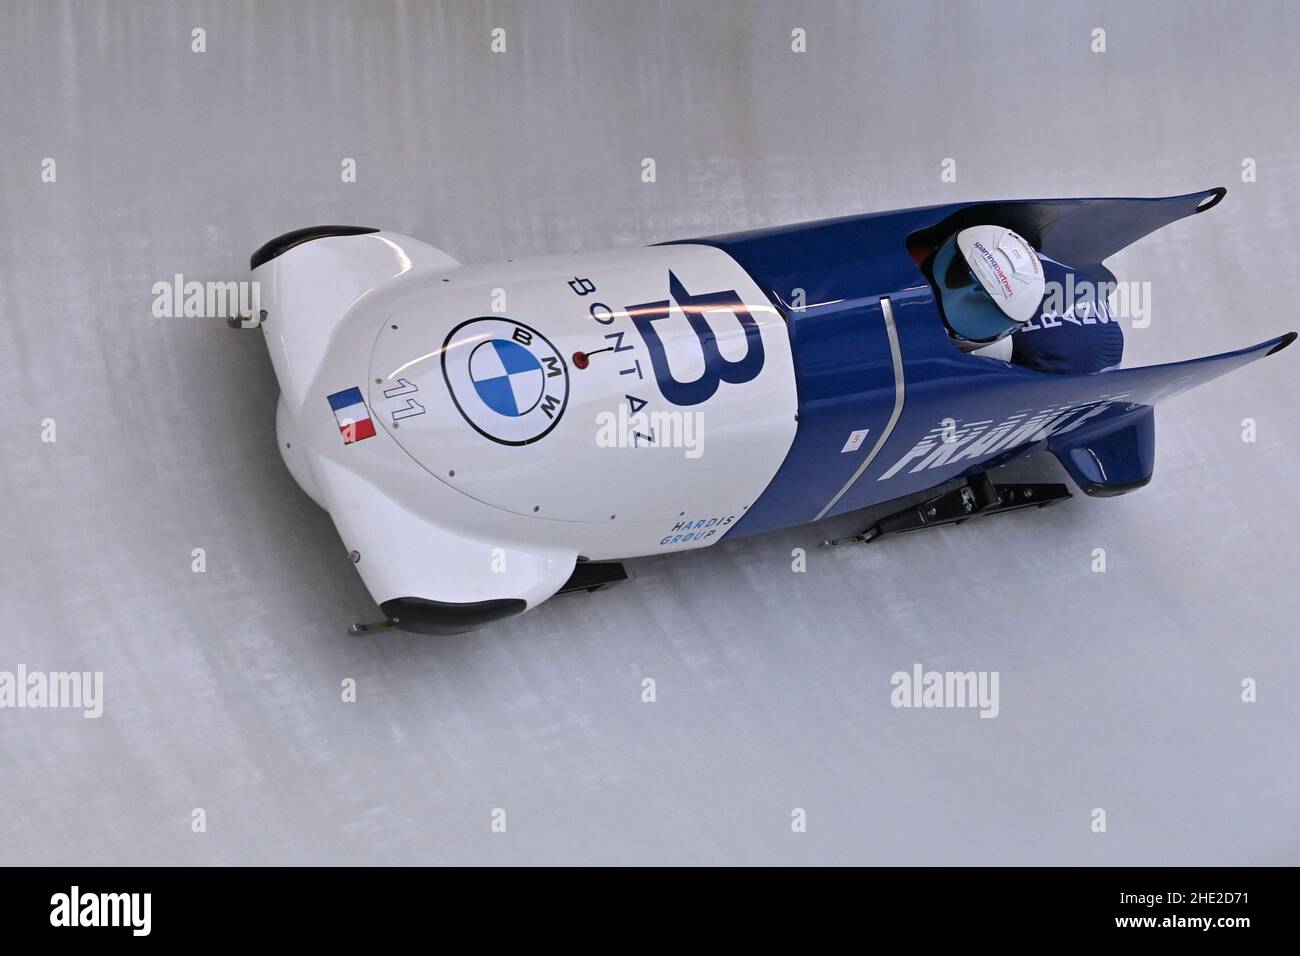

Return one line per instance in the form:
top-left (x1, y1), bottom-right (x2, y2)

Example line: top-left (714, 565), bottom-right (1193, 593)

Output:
top-left (348, 619), bottom-right (396, 637)
top-left (824, 475), bottom-right (1071, 547)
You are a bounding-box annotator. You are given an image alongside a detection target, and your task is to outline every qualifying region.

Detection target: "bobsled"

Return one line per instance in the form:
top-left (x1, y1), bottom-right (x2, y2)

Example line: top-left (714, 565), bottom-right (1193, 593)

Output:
top-left (248, 187), bottom-right (1294, 635)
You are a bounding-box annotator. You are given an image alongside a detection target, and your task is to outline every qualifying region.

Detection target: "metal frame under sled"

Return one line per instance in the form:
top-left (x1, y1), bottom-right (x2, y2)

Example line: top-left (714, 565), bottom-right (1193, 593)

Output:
top-left (557, 561), bottom-right (630, 595)
top-left (823, 473), bottom-right (1071, 547)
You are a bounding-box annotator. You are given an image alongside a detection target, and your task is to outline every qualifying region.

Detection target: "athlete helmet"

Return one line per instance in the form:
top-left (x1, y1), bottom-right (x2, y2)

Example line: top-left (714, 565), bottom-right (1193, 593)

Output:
top-left (932, 225), bottom-right (1045, 343)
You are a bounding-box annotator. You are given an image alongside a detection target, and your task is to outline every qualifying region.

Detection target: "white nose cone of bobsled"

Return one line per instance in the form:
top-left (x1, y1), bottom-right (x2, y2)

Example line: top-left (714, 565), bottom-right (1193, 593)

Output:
top-left (956, 225), bottom-right (1045, 323)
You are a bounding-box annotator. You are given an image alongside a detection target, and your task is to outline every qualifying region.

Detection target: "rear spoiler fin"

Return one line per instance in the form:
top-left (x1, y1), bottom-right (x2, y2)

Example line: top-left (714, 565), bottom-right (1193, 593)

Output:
top-left (1047, 331), bottom-right (1294, 496)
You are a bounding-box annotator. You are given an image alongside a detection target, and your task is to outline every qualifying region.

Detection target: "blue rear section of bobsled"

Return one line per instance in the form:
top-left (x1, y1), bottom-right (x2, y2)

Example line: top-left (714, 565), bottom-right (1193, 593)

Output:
top-left (665, 188), bottom-right (1292, 538)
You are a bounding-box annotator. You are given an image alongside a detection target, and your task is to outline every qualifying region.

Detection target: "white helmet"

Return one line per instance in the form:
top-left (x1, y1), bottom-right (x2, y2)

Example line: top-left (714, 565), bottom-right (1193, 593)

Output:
top-left (956, 225), bottom-right (1045, 322)
top-left (933, 225), bottom-right (1045, 343)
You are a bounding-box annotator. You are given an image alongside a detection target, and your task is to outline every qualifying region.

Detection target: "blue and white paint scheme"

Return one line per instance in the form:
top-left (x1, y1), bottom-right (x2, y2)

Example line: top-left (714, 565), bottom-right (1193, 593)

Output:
top-left (250, 189), bottom-right (1295, 634)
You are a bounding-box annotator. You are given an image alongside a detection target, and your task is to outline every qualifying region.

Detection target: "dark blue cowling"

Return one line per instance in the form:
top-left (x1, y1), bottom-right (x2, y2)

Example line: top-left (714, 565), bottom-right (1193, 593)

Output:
top-left (661, 188), bottom-right (1258, 536)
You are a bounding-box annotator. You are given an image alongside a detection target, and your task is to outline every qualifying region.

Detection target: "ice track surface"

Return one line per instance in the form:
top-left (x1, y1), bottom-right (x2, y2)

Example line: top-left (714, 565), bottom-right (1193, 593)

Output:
top-left (1, 0), bottom-right (1297, 864)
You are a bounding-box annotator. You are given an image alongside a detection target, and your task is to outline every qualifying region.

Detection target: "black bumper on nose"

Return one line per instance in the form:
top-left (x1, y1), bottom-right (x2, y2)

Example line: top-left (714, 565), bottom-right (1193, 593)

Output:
top-left (250, 225), bottom-right (378, 270)
top-left (380, 596), bottom-right (527, 635)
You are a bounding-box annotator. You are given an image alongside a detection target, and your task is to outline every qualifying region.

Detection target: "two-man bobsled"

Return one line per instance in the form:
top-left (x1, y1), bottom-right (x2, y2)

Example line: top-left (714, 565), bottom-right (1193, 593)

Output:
top-left (247, 188), bottom-right (1294, 634)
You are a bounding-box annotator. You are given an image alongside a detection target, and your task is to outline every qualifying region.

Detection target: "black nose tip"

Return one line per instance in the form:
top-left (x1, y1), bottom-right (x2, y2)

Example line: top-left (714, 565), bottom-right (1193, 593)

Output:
top-left (250, 225), bottom-right (378, 270)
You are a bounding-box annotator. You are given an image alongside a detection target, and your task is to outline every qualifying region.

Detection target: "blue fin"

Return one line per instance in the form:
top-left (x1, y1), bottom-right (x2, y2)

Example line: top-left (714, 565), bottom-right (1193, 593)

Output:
top-left (1047, 332), bottom-right (1294, 496)
top-left (1051, 407), bottom-right (1155, 496)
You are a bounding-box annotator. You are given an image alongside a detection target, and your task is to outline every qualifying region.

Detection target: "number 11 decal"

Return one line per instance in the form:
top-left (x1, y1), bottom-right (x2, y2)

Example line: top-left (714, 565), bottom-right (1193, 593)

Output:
top-left (383, 378), bottom-right (426, 422)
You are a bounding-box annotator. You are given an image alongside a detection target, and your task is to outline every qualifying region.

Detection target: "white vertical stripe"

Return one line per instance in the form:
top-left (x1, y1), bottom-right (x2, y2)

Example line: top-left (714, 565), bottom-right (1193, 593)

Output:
top-left (814, 297), bottom-right (906, 521)
top-left (333, 401), bottom-right (370, 426)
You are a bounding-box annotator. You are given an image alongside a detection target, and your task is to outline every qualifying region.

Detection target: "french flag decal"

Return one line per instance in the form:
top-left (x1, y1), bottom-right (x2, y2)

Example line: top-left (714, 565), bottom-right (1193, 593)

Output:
top-left (327, 387), bottom-right (376, 444)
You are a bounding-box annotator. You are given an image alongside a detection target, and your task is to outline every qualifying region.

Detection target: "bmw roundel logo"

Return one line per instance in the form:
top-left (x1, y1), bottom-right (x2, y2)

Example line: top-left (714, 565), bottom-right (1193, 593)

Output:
top-left (441, 317), bottom-right (569, 445)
